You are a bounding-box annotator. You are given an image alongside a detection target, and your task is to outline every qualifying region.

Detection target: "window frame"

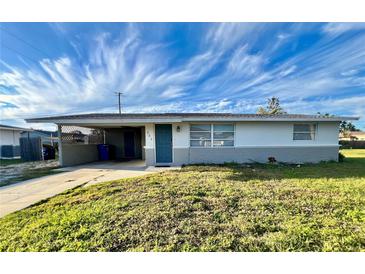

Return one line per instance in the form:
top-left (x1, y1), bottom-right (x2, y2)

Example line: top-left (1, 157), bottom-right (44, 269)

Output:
top-left (189, 123), bottom-right (212, 148)
top-left (293, 123), bottom-right (317, 141)
top-left (190, 123), bottom-right (235, 148)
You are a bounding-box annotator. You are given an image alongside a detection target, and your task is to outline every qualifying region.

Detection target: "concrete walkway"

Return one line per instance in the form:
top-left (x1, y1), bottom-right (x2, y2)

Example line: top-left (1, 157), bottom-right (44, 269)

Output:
top-left (0, 160), bottom-right (179, 218)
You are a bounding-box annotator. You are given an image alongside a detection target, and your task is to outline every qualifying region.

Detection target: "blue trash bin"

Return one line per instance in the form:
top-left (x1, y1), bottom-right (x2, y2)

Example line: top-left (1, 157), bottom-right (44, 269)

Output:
top-left (97, 144), bottom-right (110, 161)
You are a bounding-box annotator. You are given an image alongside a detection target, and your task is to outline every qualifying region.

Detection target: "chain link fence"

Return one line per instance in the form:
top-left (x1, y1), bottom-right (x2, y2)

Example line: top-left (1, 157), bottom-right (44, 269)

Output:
top-left (60, 125), bottom-right (105, 144)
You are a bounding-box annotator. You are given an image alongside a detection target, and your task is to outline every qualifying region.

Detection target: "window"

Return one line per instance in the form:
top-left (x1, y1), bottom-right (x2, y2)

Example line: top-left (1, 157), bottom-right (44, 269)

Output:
top-left (190, 124), bottom-right (211, 147)
top-left (293, 124), bottom-right (316, 140)
top-left (190, 124), bottom-right (234, 147)
top-left (213, 124), bottom-right (234, 147)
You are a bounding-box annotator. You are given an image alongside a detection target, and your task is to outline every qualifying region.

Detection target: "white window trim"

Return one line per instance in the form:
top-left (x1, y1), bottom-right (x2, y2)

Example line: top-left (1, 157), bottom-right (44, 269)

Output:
top-left (190, 123), bottom-right (235, 148)
top-left (293, 123), bottom-right (317, 141)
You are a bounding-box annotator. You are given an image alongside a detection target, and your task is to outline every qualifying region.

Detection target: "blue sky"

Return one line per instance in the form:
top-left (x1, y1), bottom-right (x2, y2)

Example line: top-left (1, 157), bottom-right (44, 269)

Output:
top-left (0, 22), bottom-right (364, 130)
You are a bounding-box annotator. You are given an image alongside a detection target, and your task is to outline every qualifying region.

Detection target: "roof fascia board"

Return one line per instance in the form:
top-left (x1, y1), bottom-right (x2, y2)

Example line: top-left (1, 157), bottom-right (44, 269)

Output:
top-left (182, 117), bottom-right (357, 122)
top-left (26, 118), bottom-right (183, 124)
top-left (0, 127), bottom-right (32, 131)
top-left (26, 116), bottom-right (359, 124)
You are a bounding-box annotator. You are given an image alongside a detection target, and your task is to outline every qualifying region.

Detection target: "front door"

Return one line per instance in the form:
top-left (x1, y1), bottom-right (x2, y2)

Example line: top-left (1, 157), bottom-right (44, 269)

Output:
top-left (124, 131), bottom-right (135, 158)
top-left (155, 124), bottom-right (172, 163)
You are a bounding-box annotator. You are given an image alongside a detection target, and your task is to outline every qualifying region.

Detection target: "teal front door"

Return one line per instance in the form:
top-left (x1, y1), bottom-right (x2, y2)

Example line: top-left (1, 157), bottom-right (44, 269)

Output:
top-left (155, 124), bottom-right (172, 163)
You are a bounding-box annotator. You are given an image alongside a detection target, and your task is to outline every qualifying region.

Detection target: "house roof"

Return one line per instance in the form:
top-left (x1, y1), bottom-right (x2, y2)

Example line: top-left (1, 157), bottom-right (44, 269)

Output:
top-left (25, 113), bottom-right (359, 125)
top-left (21, 129), bottom-right (58, 136)
top-left (0, 124), bottom-right (32, 131)
top-left (349, 131), bottom-right (365, 136)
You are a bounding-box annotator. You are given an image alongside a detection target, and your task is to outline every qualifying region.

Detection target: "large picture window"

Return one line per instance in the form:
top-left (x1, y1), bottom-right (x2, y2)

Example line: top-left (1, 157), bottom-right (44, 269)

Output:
top-left (293, 124), bottom-right (316, 140)
top-left (190, 124), bottom-right (234, 147)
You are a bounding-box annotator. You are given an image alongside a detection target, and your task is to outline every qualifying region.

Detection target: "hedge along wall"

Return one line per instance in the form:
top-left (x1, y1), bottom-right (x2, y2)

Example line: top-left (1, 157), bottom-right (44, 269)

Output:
top-left (340, 141), bottom-right (365, 149)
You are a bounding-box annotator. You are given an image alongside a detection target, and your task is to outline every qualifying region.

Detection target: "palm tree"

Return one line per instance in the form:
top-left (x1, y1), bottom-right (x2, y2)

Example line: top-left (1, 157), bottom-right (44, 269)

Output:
top-left (257, 97), bottom-right (287, 115)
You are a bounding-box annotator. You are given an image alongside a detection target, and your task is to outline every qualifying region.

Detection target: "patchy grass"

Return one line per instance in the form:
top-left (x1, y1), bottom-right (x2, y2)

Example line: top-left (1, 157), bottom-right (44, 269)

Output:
top-left (0, 149), bottom-right (364, 251)
top-left (0, 168), bottom-right (61, 187)
top-left (0, 160), bottom-right (60, 187)
top-left (0, 158), bottom-right (23, 166)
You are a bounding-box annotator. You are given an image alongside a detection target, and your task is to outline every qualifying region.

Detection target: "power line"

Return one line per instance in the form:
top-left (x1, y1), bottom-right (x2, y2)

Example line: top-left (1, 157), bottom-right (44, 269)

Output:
top-left (0, 26), bottom-right (54, 59)
top-left (1, 45), bottom-right (122, 118)
top-left (0, 26), bottom-right (90, 85)
top-left (1, 27), bottom-right (127, 117)
top-left (1, 104), bottom-right (121, 119)
top-left (2, 44), bottom-right (43, 65)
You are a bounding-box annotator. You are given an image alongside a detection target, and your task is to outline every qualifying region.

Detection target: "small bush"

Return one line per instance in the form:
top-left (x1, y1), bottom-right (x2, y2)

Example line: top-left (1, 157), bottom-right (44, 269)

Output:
top-left (268, 157), bottom-right (277, 163)
top-left (338, 152), bottom-right (345, 162)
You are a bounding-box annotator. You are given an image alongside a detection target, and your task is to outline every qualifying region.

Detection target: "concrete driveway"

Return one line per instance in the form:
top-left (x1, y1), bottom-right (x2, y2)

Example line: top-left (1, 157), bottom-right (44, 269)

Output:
top-left (0, 160), bottom-right (179, 218)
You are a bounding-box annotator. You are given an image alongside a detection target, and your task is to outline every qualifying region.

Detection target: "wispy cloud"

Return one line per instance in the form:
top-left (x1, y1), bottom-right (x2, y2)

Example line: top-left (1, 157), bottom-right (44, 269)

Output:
top-left (322, 22), bottom-right (365, 35)
top-left (1, 23), bottom-right (364, 129)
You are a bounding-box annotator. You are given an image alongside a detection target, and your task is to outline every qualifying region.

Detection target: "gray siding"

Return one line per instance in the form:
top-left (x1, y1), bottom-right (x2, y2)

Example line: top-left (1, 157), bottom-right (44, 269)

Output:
top-left (187, 147), bottom-right (338, 164)
top-left (144, 148), bottom-right (155, 166)
top-left (145, 146), bottom-right (339, 166)
top-left (62, 144), bottom-right (98, 166)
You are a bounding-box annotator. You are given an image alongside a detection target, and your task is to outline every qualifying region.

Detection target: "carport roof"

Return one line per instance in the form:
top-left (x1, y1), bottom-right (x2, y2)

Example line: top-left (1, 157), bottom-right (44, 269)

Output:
top-left (25, 112), bottom-right (359, 125)
top-left (0, 124), bottom-right (32, 131)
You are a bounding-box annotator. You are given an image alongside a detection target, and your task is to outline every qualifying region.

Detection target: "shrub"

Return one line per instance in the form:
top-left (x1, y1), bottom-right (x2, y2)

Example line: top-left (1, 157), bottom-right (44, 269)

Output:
top-left (268, 156), bottom-right (277, 163)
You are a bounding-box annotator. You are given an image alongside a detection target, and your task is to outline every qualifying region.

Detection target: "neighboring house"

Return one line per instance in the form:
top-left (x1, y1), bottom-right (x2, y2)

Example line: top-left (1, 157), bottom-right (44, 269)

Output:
top-left (0, 124), bottom-right (32, 159)
top-left (26, 113), bottom-right (359, 167)
top-left (20, 129), bottom-right (59, 146)
top-left (339, 131), bottom-right (365, 141)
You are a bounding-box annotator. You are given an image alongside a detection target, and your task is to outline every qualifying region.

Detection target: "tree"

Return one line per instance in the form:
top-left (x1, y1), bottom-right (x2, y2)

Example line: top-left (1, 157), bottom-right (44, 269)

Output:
top-left (316, 112), bottom-right (333, 117)
top-left (340, 121), bottom-right (360, 139)
top-left (257, 97), bottom-right (287, 115)
top-left (340, 121), bottom-right (360, 135)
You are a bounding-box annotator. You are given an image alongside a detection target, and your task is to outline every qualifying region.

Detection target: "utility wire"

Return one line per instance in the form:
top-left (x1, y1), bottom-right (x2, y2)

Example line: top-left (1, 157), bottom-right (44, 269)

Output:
top-left (1, 104), bottom-right (121, 119)
top-left (1, 27), bottom-right (125, 115)
top-left (0, 26), bottom-right (54, 59)
top-left (1, 26), bottom-right (91, 85)
top-left (2, 44), bottom-right (43, 65)
top-left (0, 26), bottom-right (87, 85)
top-left (1, 43), bottom-right (123, 116)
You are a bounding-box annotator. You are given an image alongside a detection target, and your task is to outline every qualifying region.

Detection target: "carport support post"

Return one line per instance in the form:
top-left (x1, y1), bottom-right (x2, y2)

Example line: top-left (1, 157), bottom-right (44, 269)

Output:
top-left (57, 124), bottom-right (63, 166)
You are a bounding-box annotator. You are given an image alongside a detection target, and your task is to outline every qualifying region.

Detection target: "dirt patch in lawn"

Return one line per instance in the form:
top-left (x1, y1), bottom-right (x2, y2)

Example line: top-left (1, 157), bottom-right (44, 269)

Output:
top-left (0, 160), bottom-right (60, 187)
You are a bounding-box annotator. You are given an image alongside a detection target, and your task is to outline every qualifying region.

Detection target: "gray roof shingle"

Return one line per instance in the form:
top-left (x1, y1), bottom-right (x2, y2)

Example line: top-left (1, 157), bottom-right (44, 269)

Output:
top-left (0, 124), bottom-right (32, 131)
top-left (25, 112), bottom-right (359, 123)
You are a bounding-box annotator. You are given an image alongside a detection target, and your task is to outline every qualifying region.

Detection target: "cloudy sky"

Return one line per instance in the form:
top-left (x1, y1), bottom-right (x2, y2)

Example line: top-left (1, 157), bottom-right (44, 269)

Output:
top-left (0, 22), bottom-right (364, 130)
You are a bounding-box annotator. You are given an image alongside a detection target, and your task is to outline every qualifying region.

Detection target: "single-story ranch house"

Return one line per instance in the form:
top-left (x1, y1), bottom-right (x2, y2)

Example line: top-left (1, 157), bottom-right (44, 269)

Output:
top-left (26, 113), bottom-right (358, 167)
top-left (0, 124), bottom-right (31, 159)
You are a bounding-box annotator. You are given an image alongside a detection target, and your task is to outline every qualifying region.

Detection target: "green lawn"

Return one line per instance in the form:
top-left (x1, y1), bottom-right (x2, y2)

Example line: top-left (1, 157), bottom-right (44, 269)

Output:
top-left (0, 158), bottom-right (24, 166)
top-left (0, 149), bottom-right (364, 251)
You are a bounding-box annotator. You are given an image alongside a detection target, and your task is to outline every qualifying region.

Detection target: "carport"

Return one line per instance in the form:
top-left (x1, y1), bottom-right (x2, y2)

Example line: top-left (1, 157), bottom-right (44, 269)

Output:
top-left (58, 124), bottom-right (146, 167)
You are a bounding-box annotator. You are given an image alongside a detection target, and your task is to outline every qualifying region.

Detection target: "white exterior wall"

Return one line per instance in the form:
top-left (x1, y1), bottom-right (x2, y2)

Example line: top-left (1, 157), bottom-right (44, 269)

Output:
top-left (172, 122), bottom-right (190, 148)
top-left (315, 122), bottom-right (341, 144)
top-left (235, 121), bottom-right (339, 147)
top-left (144, 124), bottom-right (155, 149)
top-left (57, 121), bottom-right (341, 166)
top-left (167, 121), bottom-right (340, 148)
top-left (145, 123), bottom-right (191, 149)
top-left (0, 129), bottom-right (21, 146)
